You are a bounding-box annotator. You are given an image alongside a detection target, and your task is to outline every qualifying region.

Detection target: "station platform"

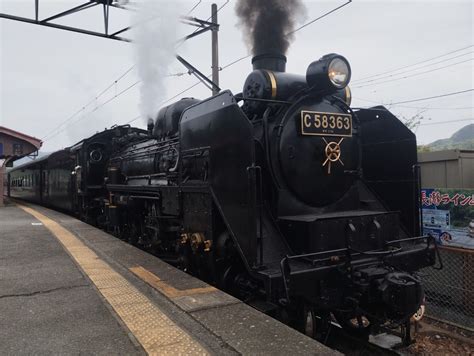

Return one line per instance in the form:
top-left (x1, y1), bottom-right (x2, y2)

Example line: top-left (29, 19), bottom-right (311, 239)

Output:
top-left (0, 199), bottom-right (336, 355)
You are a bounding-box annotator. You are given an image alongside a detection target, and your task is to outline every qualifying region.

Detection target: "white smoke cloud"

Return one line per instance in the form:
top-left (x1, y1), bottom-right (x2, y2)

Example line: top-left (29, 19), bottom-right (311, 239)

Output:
top-left (132, 0), bottom-right (185, 123)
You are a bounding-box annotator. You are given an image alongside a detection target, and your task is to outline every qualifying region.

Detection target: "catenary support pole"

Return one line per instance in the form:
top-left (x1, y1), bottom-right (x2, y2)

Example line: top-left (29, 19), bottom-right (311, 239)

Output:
top-left (211, 3), bottom-right (220, 95)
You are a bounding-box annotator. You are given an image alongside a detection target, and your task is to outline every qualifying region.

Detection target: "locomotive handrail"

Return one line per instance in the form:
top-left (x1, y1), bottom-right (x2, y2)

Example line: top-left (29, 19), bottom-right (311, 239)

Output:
top-left (284, 235), bottom-right (433, 263)
top-left (385, 235), bottom-right (430, 244)
top-left (125, 173), bottom-right (167, 179)
top-left (234, 95), bottom-right (293, 105)
top-left (109, 145), bottom-right (179, 162)
top-left (129, 195), bottom-right (161, 201)
top-left (386, 234), bottom-right (443, 269)
top-left (247, 164), bottom-right (263, 265)
top-left (108, 139), bottom-right (179, 161)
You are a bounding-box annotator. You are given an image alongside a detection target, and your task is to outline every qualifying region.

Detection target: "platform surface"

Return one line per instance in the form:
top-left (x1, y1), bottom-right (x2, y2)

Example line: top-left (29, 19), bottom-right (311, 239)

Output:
top-left (0, 199), bottom-right (337, 355)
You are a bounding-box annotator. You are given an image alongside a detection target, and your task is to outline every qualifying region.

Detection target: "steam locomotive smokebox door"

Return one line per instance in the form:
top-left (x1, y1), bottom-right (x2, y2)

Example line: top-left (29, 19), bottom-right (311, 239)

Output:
top-left (180, 91), bottom-right (258, 267)
top-left (357, 106), bottom-right (420, 237)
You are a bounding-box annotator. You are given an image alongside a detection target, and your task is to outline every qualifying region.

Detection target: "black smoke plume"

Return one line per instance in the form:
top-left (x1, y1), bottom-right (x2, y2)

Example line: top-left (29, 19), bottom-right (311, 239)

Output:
top-left (235, 0), bottom-right (306, 56)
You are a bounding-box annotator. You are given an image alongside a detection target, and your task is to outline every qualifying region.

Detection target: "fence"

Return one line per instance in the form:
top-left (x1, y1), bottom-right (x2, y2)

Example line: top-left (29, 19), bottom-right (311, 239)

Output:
top-left (421, 246), bottom-right (474, 330)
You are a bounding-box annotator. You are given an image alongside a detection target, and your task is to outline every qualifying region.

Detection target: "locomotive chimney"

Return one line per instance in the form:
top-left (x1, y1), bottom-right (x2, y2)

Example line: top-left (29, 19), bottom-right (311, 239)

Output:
top-left (252, 53), bottom-right (287, 72)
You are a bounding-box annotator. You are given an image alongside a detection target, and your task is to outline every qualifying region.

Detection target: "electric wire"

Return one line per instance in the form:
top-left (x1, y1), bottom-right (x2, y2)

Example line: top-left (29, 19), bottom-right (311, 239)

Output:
top-left (43, 0), bottom-right (210, 141)
top-left (43, 80), bottom-right (141, 141)
top-left (352, 51), bottom-right (474, 85)
top-left (126, 81), bottom-right (202, 124)
top-left (353, 97), bottom-right (474, 111)
top-left (42, 65), bottom-right (136, 140)
top-left (186, 0), bottom-right (202, 15)
top-left (353, 58), bottom-right (473, 89)
top-left (287, 0), bottom-right (352, 35)
top-left (389, 89), bottom-right (473, 105)
top-left (125, 0), bottom-right (355, 124)
top-left (176, 0), bottom-right (230, 50)
top-left (126, 0), bottom-right (356, 126)
top-left (352, 44), bottom-right (474, 82)
top-left (419, 118), bottom-right (473, 126)
top-left (45, 0), bottom-right (351, 142)
top-left (354, 90), bottom-right (474, 108)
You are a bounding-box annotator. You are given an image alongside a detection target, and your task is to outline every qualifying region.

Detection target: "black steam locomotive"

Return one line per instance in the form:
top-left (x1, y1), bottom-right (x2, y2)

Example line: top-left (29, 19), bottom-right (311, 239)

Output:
top-left (9, 52), bottom-right (440, 342)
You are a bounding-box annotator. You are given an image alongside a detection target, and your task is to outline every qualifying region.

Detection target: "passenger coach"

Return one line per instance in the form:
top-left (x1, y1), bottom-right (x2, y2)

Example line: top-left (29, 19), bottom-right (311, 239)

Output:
top-left (8, 125), bottom-right (148, 219)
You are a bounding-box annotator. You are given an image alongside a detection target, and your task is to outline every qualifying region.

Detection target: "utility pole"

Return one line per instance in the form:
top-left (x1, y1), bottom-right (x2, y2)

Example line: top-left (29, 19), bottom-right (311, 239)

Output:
top-left (211, 3), bottom-right (220, 95)
top-left (176, 4), bottom-right (221, 95)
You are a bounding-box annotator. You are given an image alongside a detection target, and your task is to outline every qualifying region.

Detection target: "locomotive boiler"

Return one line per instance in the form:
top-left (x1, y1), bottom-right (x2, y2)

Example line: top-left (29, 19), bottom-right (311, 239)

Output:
top-left (101, 52), bottom-right (440, 341)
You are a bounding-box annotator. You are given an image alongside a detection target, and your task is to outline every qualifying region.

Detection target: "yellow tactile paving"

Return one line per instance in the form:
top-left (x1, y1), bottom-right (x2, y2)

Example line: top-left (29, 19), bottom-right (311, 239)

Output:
top-left (17, 204), bottom-right (209, 356)
top-left (130, 266), bottom-right (217, 298)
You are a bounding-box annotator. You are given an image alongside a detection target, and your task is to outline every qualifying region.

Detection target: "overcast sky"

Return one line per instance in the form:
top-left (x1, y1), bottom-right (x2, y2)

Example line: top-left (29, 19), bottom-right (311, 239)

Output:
top-left (1, 0), bottom-right (472, 152)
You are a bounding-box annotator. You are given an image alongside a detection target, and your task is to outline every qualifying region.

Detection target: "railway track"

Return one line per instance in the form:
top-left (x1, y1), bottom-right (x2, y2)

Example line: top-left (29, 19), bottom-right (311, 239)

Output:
top-left (323, 323), bottom-right (406, 355)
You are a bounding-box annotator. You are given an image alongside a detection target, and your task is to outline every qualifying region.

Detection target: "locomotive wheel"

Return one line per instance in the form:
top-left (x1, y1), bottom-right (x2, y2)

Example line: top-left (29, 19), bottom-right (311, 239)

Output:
top-left (303, 308), bottom-right (318, 338)
top-left (295, 305), bottom-right (331, 341)
top-left (215, 231), bottom-right (243, 292)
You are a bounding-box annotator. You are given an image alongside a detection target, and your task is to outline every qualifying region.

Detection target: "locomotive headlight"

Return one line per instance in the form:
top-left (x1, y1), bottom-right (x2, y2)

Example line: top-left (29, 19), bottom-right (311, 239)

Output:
top-left (306, 54), bottom-right (352, 93)
top-left (328, 57), bottom-right (351, 88)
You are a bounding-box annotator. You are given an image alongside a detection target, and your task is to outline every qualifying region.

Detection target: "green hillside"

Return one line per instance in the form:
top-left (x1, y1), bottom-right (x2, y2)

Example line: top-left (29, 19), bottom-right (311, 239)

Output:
top-left (426, 124), bottom-right (474, 151)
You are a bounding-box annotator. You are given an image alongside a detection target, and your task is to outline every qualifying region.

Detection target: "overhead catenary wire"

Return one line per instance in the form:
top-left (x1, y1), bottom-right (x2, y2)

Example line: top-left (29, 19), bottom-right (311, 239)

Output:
top-left (42, 65), bottom-right (136, 140)
top-left (352, 51), bottom-right (474, 86)
top-left (388, 89), bottom-right (473, 105)
top-left (352, 44), bottom-right (474, 83)
top-left (353, 58), bottom-right (473, 89)
top-left (126, 81), bottom-right (202, 124)
top-left (353, 96), bottom-right (474, 111)
top-left (419, 118), bottom-right (473, 126)
top-left (43, 0), bottom-right (210, 141)
top-left (176, 0), bottom-right (230, 49)
top-left (287, 0), bottom-right (352, 35)
top-left (45, 0), bottom-right (352, 142)
top-left (186, 0), bottom-right (202, 15)
top-left (354, 89), bottom-right (474, 111)
top-left (126, 0), bottom-right (355, 126)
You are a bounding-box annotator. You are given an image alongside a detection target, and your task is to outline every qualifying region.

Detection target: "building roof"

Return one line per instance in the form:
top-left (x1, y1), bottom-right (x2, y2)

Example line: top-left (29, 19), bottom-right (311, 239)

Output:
top-left (0, 126), bottom-right (43, 150)
top-left (418, 149), bottom-right (474, 163)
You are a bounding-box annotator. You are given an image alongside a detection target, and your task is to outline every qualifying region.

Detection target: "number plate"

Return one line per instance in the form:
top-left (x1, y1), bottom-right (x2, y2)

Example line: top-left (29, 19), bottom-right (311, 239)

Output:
top-left (300, 111), bottom-right (353, 137)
